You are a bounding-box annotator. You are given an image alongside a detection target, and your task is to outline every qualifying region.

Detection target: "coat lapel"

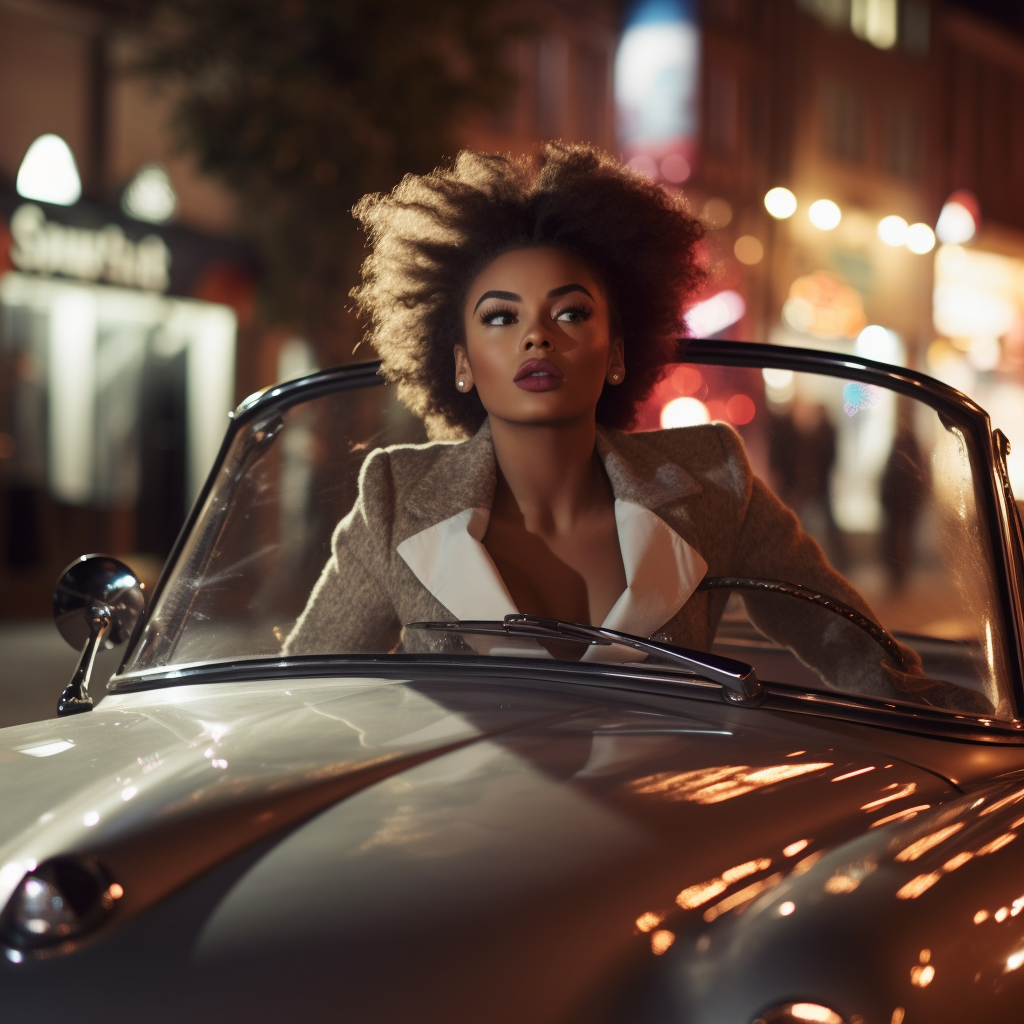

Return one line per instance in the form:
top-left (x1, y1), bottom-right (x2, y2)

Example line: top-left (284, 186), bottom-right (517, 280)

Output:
top-left (397, 420), bottom-right (515, 623)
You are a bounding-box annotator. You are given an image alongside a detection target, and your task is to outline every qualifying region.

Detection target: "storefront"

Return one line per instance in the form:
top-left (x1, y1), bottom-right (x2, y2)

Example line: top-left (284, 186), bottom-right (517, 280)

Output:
top-left (925, 240), bottom-right (1024, 492)
top-left (0, 191), bottom-right (255, 615)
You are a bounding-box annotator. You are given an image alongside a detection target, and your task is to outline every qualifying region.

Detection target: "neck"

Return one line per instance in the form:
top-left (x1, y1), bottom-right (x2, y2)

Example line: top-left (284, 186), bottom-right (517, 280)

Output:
top-left (488, 414), bottom-right (610, 533)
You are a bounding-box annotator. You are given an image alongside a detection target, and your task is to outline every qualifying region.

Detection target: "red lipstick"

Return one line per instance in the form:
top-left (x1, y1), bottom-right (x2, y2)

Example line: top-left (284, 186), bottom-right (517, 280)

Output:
top-left (514, 358), bottom-right (564, 391)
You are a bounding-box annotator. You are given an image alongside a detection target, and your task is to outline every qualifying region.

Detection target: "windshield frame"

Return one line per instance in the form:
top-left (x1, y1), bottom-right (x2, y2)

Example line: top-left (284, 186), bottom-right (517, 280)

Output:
top-left (108, 340), bottom-right (1024, 736)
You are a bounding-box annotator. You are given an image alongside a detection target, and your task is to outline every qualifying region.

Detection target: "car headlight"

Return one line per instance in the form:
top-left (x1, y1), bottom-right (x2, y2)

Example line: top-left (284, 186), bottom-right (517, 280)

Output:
top-left (753, 1003), bottom-right (846, 1024)
top-left (0, 856), bottom-right (120, 951)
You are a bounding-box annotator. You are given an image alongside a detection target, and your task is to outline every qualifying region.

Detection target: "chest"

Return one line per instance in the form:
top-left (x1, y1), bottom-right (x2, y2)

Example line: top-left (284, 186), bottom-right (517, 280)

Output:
top-left (482, 510), bottom-right (627, 626)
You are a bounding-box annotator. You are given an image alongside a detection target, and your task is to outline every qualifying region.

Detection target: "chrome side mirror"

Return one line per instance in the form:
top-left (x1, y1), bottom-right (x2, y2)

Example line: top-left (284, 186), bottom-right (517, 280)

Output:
top-left (52, 555), bottom-right (146, 717)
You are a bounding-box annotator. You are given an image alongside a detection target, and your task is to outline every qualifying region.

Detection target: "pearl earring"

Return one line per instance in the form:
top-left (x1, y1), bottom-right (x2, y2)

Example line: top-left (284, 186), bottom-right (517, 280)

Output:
top-left (457, 379), bottom-right (466, 390)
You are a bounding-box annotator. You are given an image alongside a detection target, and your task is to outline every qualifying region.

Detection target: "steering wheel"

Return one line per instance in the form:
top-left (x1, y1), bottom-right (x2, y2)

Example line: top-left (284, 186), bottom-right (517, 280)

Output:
top-left (696, 576), bottom-right (907, 672)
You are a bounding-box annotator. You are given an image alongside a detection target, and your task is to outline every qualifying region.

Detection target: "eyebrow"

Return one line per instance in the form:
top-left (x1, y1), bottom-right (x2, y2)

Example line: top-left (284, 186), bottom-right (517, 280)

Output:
top-left (473, 289), bottom-right (520, 313)
top-left (547, 283), bottom-right (594, 300)
top-left (472, 283), bottom-right (595, 313)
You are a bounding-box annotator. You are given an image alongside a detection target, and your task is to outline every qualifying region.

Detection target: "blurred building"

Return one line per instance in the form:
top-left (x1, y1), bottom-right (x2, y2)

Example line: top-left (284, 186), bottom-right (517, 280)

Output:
top-left (0, 0), bottom-right (618, 616)
top-left (626, 0), bottom-right (1024, 485)
top-left (8, 0), bottom-right (1023, 620)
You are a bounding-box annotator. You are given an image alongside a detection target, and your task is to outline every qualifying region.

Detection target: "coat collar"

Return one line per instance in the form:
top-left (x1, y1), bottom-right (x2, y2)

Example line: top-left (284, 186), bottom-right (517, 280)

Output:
top-left (401, 418), bottom-right (702, 537)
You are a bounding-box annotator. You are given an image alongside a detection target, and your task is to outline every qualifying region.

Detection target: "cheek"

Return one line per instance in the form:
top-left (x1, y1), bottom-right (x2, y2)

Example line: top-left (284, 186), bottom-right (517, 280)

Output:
top-left (464, 336), bottom-right (503, 383)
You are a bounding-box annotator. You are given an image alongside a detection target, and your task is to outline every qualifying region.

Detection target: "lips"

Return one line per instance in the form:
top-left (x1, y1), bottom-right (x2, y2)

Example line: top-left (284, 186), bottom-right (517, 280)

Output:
top-left (513, 358), bottom-right (564, 391)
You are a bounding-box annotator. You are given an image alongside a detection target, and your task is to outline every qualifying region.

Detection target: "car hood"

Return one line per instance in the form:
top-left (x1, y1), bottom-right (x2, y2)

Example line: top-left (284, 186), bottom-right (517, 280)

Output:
top-left (0, 671), bottom-right (987, 1021)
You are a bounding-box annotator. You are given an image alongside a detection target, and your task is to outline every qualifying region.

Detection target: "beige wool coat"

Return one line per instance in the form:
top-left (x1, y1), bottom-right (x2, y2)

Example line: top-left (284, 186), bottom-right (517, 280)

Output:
top-left (286, 418), bottom-right (904, 697)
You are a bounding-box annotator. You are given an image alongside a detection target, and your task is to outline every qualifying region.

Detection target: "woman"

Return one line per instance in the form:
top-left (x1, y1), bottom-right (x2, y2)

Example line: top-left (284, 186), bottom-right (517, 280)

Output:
top-left (285, 143), bottom-right (972, 710)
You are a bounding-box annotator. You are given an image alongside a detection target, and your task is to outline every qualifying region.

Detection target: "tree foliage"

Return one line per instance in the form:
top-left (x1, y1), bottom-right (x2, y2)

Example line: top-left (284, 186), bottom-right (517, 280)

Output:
top-left (138, 0), bottom-right (519, 349)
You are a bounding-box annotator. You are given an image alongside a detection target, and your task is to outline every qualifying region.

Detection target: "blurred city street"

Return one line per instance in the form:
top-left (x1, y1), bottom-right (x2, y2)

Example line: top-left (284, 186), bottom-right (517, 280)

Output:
top-left (2, 0), bottom-right (1024, 721)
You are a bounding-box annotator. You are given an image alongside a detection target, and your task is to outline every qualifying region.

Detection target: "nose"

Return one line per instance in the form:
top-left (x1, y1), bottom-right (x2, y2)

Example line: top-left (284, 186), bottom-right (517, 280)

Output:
top-left (521, 317), bottom-right (554, 351)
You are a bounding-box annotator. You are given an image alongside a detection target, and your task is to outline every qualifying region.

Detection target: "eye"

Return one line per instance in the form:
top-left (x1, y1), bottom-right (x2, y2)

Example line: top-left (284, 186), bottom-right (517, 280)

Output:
top-left (554, 304), bottom-right (592, 324)
top-left (480, 305), bottom-right (518, 326)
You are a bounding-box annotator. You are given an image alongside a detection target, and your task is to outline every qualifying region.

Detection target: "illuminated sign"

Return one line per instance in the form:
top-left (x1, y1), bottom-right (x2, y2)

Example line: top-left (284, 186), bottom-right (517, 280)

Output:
top-left (9, 203), bottom-right (171, 293)
top-left (615, 0), bottom-right (700, 164)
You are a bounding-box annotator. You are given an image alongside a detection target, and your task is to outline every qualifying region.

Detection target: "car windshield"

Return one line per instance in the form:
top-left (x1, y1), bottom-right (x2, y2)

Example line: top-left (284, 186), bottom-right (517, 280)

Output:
top-left (121, 347), bottom-right (1020, 723)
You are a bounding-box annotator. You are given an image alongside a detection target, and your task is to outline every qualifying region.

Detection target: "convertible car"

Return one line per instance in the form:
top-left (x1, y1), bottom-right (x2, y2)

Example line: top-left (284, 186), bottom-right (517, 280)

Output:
top-left (2, 341), bottom-right (1024, 1024)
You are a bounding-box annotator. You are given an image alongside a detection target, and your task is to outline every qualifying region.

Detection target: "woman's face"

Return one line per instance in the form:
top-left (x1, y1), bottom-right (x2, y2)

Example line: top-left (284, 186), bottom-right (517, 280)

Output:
top-left (455, 246), bottom-right (623, 427)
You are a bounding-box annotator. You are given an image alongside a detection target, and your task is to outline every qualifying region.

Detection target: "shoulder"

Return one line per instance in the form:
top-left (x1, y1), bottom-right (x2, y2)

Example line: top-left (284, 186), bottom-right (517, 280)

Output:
top-left (357, 426), bottom-right (494, 528)
top-left (357, 438), bottom-right (463, 498)
top-left (606, 422), bottom-right (750, 475)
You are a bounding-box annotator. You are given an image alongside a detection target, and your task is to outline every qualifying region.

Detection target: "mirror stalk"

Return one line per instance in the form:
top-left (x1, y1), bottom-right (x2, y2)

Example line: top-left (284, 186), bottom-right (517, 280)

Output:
top-left (57, 605), bottom-right (112, 717)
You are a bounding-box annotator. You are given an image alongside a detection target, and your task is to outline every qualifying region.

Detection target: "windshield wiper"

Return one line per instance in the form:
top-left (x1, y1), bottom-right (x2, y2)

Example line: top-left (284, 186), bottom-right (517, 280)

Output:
top-left (404, 613), bottom-right (764, 706)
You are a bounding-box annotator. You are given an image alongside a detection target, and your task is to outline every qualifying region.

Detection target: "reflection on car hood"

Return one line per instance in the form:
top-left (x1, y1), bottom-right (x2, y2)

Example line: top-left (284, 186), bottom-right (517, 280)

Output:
top-left (0, 673), bottom-right (976, 1021)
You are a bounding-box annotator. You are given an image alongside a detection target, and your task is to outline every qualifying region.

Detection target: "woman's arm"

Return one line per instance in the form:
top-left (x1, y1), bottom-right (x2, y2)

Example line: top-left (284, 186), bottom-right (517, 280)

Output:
top-left (713, 423), bottom-right (928, 695)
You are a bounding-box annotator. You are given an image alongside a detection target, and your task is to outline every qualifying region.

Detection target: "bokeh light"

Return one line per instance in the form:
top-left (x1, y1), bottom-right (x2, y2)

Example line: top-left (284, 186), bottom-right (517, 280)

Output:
top-left (907, 223), bottom-right (936, 254)
top-left (663, 364), bottom-right (704, 396)
top-left (936, 191), bottom-right (979, 244)
top-left (627, 154), bottom-right (658, 179)
top-left (809, 199), bottom-right (842, 231)
top-left (762, 367), bottom-right (796, 405)
top-left (764, 187), bottom-right (797, 219)
top-left (856, 324), bottom-right (902, 365)
top-left (877, 215), bottom-right (908, 247)
top-left (687, 290), bottom-right (746, 337)
top-left (734, 235), bottom-right (764, 265)
top-left (688, 290), bottom-right (745, 337)
top-left (783, 271), bottom-right (866, 339)
top-left (122, 164), bottom-right (177, 223)
top-left (966, 336), bottom-right (1001, 371)
top-left (726, 393), bottom-right (756, 424)
top-left (660, 153), bottom-right (691, 183)
top-left (16, 134), bottom-right (82, 206)
top-left (661, 396), bottom-right (710, 428)
top-left (701, 197), bottom-right (733, 229)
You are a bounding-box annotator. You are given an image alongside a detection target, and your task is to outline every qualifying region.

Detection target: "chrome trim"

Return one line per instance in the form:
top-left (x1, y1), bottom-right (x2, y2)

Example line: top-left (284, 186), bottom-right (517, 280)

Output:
top-left (406, 614), bottom-right (764, 705)
top-left (105, 654), bottom-right (1024, 744)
